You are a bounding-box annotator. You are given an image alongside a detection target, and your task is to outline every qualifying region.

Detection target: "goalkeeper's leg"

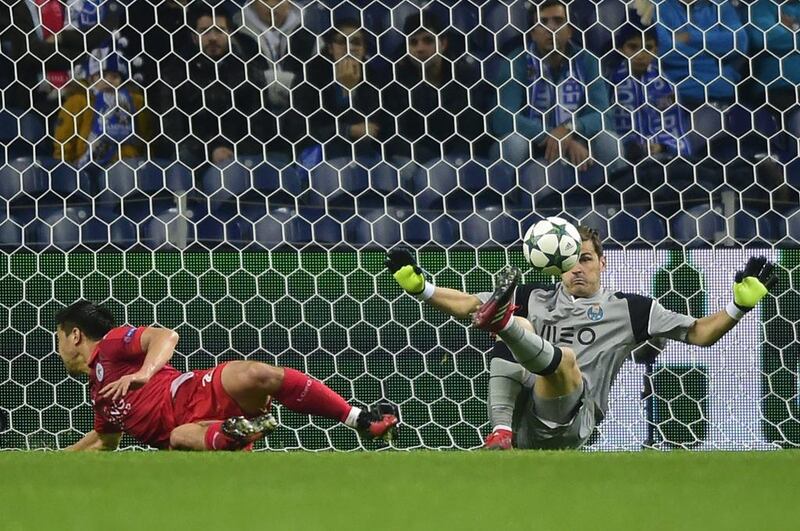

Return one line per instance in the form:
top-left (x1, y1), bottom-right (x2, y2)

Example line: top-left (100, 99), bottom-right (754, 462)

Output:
top-left (497, 317), bottom-right (582, 401)
top-left (485, 352), bottom-right (535, 450)
top-left (473, 269), bottom-right (583, 410)
top-left (483, 319), bottom-right (582, 443)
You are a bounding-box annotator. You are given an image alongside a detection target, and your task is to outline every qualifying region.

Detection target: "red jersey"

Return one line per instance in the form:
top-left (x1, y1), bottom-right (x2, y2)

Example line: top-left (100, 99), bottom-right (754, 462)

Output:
top-left (88, 326), bottom-right (181, 448)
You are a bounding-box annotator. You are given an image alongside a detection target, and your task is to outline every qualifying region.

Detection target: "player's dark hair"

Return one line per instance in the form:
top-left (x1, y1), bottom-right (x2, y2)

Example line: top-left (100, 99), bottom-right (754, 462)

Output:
top-left (529, 0), bottom-right (569, 26)
top-left (403, 10), bottom-right (445, 36)
top-left (188, 2), bottom-right (231, 32)
top-left (55, 301), bottom-right (116, 341)
top-left (578, 225), bottom-right (603, 257)
top-left (614, 23), bottom-right (658, 49)
top-left (324, 17), bottom-right (363, 45)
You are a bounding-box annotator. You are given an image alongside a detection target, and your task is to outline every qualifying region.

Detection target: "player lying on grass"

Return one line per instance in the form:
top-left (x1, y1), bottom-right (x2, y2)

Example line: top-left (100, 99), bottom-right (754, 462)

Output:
top-left (55, 301), bottom-right (398, 451)
top-left (387, 227), bottom-right (777, 450)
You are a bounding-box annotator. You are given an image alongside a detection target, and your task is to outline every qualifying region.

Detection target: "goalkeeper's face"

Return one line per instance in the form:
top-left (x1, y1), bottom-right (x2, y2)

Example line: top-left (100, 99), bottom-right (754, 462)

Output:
top-left (561, 240), bottom-right (606, 298)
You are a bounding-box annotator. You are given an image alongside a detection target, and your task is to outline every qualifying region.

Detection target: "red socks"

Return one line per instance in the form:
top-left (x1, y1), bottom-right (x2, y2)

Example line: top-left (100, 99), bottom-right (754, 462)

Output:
top-left (203, 369), bottom-right (354, 451)
top-left (274, 368), bottom-right (352, 423)
top-left (203, 421), bottom-right (241, 451)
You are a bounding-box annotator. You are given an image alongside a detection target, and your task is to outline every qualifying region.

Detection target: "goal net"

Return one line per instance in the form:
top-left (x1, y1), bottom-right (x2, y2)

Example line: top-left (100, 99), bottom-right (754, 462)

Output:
top-left (0, 0), bottom-right (797, 450)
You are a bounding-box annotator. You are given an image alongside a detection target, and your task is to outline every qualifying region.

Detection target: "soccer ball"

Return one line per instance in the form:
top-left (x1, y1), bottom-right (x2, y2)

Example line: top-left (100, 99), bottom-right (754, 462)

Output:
top-left (522, 217), bottom-right (582, 276)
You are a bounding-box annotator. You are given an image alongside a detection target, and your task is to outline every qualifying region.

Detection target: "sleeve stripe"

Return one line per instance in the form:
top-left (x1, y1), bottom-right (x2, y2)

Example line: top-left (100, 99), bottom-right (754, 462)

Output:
top-left (616, 292), bottom-right (654, 343)
top-left (514, 285), bottom-right (535, 319)
top-left (514, 283), bottom-right (555, 319)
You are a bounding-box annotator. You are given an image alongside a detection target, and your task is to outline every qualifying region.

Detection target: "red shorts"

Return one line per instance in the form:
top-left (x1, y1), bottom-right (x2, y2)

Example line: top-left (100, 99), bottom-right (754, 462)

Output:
top-left (171, 362), bottom-right (245, 425)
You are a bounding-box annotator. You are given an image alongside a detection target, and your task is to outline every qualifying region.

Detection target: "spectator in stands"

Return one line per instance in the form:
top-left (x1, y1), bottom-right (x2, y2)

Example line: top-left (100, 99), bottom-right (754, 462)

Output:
top-left (0, 0), bottom-right (120, 119)
top-left (605, 20), bottom-right (705, 235)
top-left (234, 0), bottom-right (316, 110)
top-left (609, 24), bottom-right (692, 164)
top-left (162, 3), bottom-right (279, 167)
top-left (657, 0), bottom-right (749, 108)
top-left (491, 0), bottom-right (628, 59)
top-left (124, 0), bottom-right (196, 86)
top-left (747, 0), bottom-right (800, 142)
top-left (570, 0), bottom-right (626, 57)
top-left (69, 1), bottom-right (136, 99)
top-left (69, 0), bottom-right (119, 43)
top-left (490, 0), bottom-right (614, 175)
top-left (383, 10), bottom-right (481, 165)
top-left (656, 0), bottom-right (749, 146)
top-left (294, 18), bottom-right (390, 166)
top-left (52, 49), bottom-right (152, 167)
top-left (122, 0), bottom-right (196, 160)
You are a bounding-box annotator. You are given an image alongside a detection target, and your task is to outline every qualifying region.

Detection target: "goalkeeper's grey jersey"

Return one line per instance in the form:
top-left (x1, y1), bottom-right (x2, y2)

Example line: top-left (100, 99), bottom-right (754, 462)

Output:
top-left (478, 282), bottom-right (696, 419)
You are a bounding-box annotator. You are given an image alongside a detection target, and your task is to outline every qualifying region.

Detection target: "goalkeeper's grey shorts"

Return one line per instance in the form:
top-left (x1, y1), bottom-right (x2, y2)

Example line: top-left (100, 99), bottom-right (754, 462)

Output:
top-left (513, 381), bottom-right (597, 450)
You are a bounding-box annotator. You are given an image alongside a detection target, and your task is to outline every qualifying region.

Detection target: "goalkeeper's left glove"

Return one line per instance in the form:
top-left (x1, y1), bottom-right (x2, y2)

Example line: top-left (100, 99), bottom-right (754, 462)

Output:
top-left (385, 246), bottom-right (434, 300)
top-left (726, 256), bottom-right (778, 320)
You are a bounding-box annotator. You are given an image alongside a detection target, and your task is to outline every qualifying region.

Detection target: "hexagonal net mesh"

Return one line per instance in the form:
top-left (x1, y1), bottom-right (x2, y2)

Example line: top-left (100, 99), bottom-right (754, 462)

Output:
top-left (0, 0), bottom-right (797, 450)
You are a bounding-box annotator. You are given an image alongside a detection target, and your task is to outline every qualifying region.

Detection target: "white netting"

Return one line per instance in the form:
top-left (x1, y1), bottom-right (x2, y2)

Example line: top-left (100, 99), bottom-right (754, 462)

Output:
top-left (0, 0), bottom-right (798, 450)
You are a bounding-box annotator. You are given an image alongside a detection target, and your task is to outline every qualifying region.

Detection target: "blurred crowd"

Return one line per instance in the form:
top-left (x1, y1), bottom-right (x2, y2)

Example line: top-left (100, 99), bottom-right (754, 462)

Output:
top-left (0, 0), bottom-right (798, 248)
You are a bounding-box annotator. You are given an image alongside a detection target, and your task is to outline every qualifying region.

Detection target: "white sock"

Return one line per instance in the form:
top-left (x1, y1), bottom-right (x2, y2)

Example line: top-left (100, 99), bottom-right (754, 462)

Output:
top-left (344, 406), bottom-right (362, 428)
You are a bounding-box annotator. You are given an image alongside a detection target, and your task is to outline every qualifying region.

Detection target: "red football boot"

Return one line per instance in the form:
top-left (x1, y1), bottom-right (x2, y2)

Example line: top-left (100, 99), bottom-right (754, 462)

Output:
top-left (472, 267), bottom-right (521, 334)
top-left (358, 405), bottom-right (400, 443)
top-left (484, 428), bottom-right (513, 450)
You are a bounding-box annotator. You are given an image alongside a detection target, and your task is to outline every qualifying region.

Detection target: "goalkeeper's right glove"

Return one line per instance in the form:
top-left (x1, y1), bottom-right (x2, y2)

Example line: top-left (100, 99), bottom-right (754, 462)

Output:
top-left (726, 255), bottom-right (778, 320)
top-left (385, 247), bottom-right (434, 300)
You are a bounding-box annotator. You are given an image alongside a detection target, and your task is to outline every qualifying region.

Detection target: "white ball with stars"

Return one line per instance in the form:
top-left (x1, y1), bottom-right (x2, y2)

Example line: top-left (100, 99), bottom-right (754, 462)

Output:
top-left (522, 217), bottom-right (582, 276)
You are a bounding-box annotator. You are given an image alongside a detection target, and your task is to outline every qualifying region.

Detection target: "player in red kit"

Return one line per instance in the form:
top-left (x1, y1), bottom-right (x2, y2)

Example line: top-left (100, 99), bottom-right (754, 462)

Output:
top-left (55, 301), bottom-right (399, 451)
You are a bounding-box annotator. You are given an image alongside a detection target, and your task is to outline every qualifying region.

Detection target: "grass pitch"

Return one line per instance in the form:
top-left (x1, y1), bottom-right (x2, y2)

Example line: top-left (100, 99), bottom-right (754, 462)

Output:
top-left (1, 450), bottom-right (797, 531)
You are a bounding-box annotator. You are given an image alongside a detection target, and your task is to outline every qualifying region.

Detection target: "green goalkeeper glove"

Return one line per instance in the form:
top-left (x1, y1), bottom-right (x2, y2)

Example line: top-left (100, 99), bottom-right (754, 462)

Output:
top-left (726, 256), bottom-right (777, 320)
top-left (385, 247), bottom-right (432, 300)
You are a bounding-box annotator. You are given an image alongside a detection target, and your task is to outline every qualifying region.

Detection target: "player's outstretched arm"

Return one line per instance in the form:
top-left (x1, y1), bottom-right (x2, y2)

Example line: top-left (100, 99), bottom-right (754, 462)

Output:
top-left (99, 327), bottom-right (180, 400)
top-left (427, 286), bottom-right (483, 319)
top-left (386, 247), bottom-right (481, 320)
top-left (687, 256), bottom-right (777, 347)
top-left (64, 430), bottom-right (121, 452)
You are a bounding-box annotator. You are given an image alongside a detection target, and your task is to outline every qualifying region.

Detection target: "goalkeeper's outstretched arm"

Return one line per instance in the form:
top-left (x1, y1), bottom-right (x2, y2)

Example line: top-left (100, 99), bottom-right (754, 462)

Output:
top-left (385, 247), bottom-right (482, 320)
top-left (686, 310), bottom-right (738, 347)
top-left (427, 286), bottom-right (482, 320)
top-left (686, 256), bottom-right (777, 347)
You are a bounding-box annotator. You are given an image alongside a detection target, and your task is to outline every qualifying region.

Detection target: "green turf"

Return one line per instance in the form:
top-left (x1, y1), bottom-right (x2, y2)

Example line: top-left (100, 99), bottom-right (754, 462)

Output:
top-left (1, 451), bottom-right (797, 531)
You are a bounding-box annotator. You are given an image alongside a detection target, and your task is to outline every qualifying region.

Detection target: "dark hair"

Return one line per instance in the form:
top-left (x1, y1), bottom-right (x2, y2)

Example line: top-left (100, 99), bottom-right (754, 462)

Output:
top-left (578, 225), bottom-right (603, 257)
top-left (614, 23), bottom-right (657, 49)
top-left (529, 0), bottom-right (569, 26)
top-left (188, 2), bottom-right (231, 31)
top-left (324, 17), bottom-right (362, 45)
top-left (403, 10), bottom-right (445, 36)
top-left (55, 301), bottom-right (116, 341)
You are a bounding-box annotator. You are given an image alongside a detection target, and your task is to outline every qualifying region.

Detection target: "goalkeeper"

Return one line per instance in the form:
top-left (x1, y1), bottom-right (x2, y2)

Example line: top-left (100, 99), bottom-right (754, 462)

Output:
top-left (387, 227), bottom-right (777, 450)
